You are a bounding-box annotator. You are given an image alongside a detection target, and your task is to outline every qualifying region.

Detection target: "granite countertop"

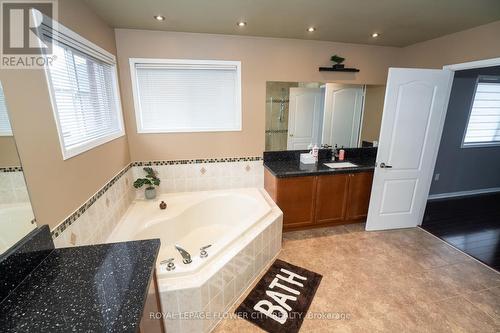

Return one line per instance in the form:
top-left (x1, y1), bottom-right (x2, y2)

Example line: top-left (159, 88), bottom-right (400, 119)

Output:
top-left (263, 148), bottom-right (377, 178)
top-left (264, 157), bottom-right (375, 178)
top-left (0, 239), bottom-right (160, 333)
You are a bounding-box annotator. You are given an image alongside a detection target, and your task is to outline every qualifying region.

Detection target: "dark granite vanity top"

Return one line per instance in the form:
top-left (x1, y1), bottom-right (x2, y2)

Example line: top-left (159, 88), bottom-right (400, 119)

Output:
top-left (0, 238), bottom-right (160, 333)
top-left (264, 148), bottom-right (376, 178)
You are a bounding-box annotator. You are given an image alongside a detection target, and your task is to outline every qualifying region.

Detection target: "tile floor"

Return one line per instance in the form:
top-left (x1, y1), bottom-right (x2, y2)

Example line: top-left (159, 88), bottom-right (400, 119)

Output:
top-left (213, 223), bottom-right (500, 332)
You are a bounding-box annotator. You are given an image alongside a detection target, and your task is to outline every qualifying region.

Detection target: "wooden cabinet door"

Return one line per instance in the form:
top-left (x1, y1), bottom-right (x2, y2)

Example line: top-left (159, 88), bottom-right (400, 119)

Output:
top-left (315, 174), bottom-right (349, 224)
top-left (346, 172), bottom-right (374, 221)
top-left (276, 176), bottom-right (317, 228)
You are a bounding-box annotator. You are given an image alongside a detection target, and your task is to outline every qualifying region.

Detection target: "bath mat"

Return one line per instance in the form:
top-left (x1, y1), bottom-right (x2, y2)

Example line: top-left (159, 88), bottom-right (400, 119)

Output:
top-left (235, 259), bottom-right (322, 333)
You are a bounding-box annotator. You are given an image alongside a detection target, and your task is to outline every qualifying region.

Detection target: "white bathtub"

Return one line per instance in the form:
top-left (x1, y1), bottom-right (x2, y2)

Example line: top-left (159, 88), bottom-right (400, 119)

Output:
top-left (107, 188), bottom-right (283, 332)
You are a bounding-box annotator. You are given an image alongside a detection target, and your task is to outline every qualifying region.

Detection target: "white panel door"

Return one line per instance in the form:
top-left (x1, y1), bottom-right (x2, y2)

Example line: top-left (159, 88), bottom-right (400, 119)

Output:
top-left (366, 68), bottom-right (453, 231)
top-left (287, 88), bottom-right (322, 150)
top-left (325, 85), bottom-right (364, 147)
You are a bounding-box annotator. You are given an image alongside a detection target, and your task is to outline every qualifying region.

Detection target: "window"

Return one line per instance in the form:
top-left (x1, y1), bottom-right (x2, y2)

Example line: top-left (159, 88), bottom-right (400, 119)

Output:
top-left (463, 76), bottom-right (500, 147)
top-left (41, 20), bottom-right (124, 159)
top-left (130, 59), bottom-right (241, 133)
top-left (0, 83), bottom-right (13, 136)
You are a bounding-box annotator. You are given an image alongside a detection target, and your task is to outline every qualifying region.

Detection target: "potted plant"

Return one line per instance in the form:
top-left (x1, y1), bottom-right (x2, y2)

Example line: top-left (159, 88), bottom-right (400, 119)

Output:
top-left (330, 55), bottom-right (345, 69)
top-left (133, 167), bottom-right (160, 199)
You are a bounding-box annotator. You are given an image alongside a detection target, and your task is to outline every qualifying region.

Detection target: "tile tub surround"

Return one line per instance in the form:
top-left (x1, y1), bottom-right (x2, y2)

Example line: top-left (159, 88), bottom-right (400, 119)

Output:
top-left (52, 166), bottom-right (136, 248)
top-left (0, 167), bottom-right (31, 204)
top-left (0, 239), bottom-right (160, 333)
top-left (157, 214), bottom-right (283, 333)
top-left (214, 224), bottom-right (500, 332)
top-left (132, 157), bottom-right (264, 197)
top-left (52, 156), bottom-right (264, 248)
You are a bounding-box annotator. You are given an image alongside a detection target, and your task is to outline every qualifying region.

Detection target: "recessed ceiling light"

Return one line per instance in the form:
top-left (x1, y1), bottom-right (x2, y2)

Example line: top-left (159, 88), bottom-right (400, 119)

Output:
top-left (371, 32), bottom-right (380, 38)
top-left (237, 21), bottom-right (247, 27)
top-left (154, 15), bottom-right (165, 21)
top-left (307, 27), bottom-right (316, 32)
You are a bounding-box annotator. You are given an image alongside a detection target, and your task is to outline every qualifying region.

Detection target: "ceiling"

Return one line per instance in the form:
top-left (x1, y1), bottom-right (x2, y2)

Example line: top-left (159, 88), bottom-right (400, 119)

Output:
top-left (84, 0), bottom-right (500, 47)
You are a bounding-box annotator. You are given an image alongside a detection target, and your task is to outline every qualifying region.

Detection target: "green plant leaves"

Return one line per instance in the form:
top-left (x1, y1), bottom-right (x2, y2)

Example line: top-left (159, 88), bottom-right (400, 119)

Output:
top-left (134, 167), bottom-right (161, 188)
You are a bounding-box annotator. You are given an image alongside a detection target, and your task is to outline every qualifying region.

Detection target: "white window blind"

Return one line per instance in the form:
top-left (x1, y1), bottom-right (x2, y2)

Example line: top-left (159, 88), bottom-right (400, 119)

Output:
top-left (0, 84), bottom-right (13, 136)
top-left (42, 21), bottom-right (124, 159)
top-left (463, 77), bottom-right (500, 147)
top-left (131, 59), bottom-right (241, 133)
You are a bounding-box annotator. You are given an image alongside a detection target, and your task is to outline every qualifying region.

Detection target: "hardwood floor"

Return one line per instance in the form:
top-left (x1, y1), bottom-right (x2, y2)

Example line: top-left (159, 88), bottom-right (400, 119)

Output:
top-left (421, 193), bottom-right (500, 271)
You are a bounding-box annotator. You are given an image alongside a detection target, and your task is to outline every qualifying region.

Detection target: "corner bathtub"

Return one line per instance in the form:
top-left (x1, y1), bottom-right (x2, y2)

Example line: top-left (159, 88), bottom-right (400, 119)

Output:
top-left (107, 188), bottom-right (283, 333)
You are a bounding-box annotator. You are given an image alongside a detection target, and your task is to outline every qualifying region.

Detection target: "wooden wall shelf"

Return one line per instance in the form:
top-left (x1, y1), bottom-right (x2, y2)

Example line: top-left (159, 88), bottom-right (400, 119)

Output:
top-left (319, 67), bottom-right (360, 72)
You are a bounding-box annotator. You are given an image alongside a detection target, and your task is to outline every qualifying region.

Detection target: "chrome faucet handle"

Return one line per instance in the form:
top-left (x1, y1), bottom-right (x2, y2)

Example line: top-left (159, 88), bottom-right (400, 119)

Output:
top-left (160, 258), bottom-right (176, 271)
top-left (200, 244), bottom-right (212, 258)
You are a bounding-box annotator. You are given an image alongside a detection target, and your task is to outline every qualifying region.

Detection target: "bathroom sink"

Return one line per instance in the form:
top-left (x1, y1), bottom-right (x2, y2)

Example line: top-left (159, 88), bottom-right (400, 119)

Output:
top-left (324, 162), bottom-right (358, 169)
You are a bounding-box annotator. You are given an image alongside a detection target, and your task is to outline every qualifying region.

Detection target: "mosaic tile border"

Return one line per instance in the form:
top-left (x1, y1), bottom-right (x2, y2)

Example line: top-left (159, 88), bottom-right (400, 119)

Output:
top-left (51, 156), bottom-right (263, 239)
top-left (51, 164), bottom-right (132, 238)
top-left (0, 166), bottom-right (23, 173)
top-left (131, 156), bottom-right (262, 166)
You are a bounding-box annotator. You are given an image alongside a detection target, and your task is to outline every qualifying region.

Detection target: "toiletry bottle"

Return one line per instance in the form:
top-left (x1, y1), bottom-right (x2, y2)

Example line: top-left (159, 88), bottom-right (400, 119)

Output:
top-left (312, 144), bottom-right (319, 162)
top-left (339, 147), bottom-right (345, 161)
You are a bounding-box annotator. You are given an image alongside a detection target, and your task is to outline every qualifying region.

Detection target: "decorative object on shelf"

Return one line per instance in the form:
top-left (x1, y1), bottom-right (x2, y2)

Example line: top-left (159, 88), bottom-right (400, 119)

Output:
top-left (330, 55), bottom-right (345, 69)
top-left (134, 167), bottom-right (161, 199)
top-left (159, 201), bottom-right (167, 210)
top-left (319, 54), bottom-right (360, 72)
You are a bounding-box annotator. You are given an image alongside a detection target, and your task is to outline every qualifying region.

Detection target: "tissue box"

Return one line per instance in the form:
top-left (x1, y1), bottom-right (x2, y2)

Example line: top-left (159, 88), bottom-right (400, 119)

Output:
top-left (300, 153), bottom-right (316, 164)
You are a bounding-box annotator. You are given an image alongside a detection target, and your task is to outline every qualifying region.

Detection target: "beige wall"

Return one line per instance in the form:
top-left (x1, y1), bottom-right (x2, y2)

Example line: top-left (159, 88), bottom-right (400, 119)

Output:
top-left (115, 29), bottom-right (401, 161)
top-left (0, 0), bottom-right (130, 228)
top-left (400, 20), bottom-right (500, 68)
top-left (0, 137), bottom-right (21, 167)
top-left (361, 85), bottom-right (386, 143)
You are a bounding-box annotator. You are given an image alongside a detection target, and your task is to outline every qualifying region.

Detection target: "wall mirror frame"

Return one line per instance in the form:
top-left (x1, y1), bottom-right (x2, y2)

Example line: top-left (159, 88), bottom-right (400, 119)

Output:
top-left (265, 81), bottom-right (386, 151)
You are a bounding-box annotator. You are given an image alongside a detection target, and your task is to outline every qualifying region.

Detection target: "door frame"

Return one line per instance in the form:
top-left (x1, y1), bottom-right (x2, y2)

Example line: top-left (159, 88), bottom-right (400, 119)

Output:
top-left (418, 57), bottom-right (500, 224)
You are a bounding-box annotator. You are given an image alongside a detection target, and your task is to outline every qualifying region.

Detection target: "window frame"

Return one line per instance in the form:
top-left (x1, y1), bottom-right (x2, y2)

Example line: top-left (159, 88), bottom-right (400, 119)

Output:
top-left (38, 14), bottom-right (125, 160)
top-left (461, 75), bottom-right (500, 148)
top-left (129, 58), bottom-right (242, 134)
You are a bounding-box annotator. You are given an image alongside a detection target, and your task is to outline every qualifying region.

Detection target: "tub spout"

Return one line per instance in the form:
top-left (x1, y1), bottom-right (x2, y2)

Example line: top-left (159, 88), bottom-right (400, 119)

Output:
top-left (175, 244), bottom-right (192, 264)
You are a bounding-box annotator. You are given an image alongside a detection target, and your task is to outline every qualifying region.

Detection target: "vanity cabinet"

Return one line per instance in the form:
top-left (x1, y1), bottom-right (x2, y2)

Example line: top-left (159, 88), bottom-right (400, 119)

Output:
top-left (264, 169), bottom-right (373, 231)
top-left (265, 172), bottom-right (317, 228)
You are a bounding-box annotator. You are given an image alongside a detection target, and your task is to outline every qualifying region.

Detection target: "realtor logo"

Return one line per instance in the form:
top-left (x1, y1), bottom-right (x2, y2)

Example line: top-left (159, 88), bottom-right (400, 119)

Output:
top-left (1, 0), bottom-right (57, 68)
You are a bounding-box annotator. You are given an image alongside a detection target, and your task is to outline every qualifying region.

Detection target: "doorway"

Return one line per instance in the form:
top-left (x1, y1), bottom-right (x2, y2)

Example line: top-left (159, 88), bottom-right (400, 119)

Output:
top-left (366, 57), bottom-right (500, 237)
top-left (421, 64), bottom-right (500, 271)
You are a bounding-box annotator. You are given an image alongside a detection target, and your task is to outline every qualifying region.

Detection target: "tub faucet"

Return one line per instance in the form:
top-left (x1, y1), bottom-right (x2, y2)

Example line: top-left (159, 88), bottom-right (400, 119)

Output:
top-left (175, 245), bottom-right (192, 264)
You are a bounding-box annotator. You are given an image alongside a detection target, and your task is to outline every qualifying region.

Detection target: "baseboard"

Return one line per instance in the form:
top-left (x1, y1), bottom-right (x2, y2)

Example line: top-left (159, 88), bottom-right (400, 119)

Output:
top-left (428, 187), bottom-right (500, 201)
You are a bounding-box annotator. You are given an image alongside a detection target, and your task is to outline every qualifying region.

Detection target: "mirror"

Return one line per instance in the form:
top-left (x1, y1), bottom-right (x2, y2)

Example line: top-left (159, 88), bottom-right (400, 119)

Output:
top-left (265, 81), bottom-right (385, 151)
top-left (0, 82), bottom-right (36, 254)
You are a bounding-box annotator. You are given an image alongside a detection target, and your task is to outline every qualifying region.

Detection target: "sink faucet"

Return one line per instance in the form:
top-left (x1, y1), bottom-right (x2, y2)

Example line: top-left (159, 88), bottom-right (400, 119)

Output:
top-left (175, 244), bottom-right (192, 264)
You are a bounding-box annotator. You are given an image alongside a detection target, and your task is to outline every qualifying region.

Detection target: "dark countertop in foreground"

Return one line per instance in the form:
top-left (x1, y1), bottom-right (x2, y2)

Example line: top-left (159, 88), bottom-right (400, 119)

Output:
top-left (264, 158), bottom-right (375, 178)
top-left (0, 239), bottom-right (160, 333)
